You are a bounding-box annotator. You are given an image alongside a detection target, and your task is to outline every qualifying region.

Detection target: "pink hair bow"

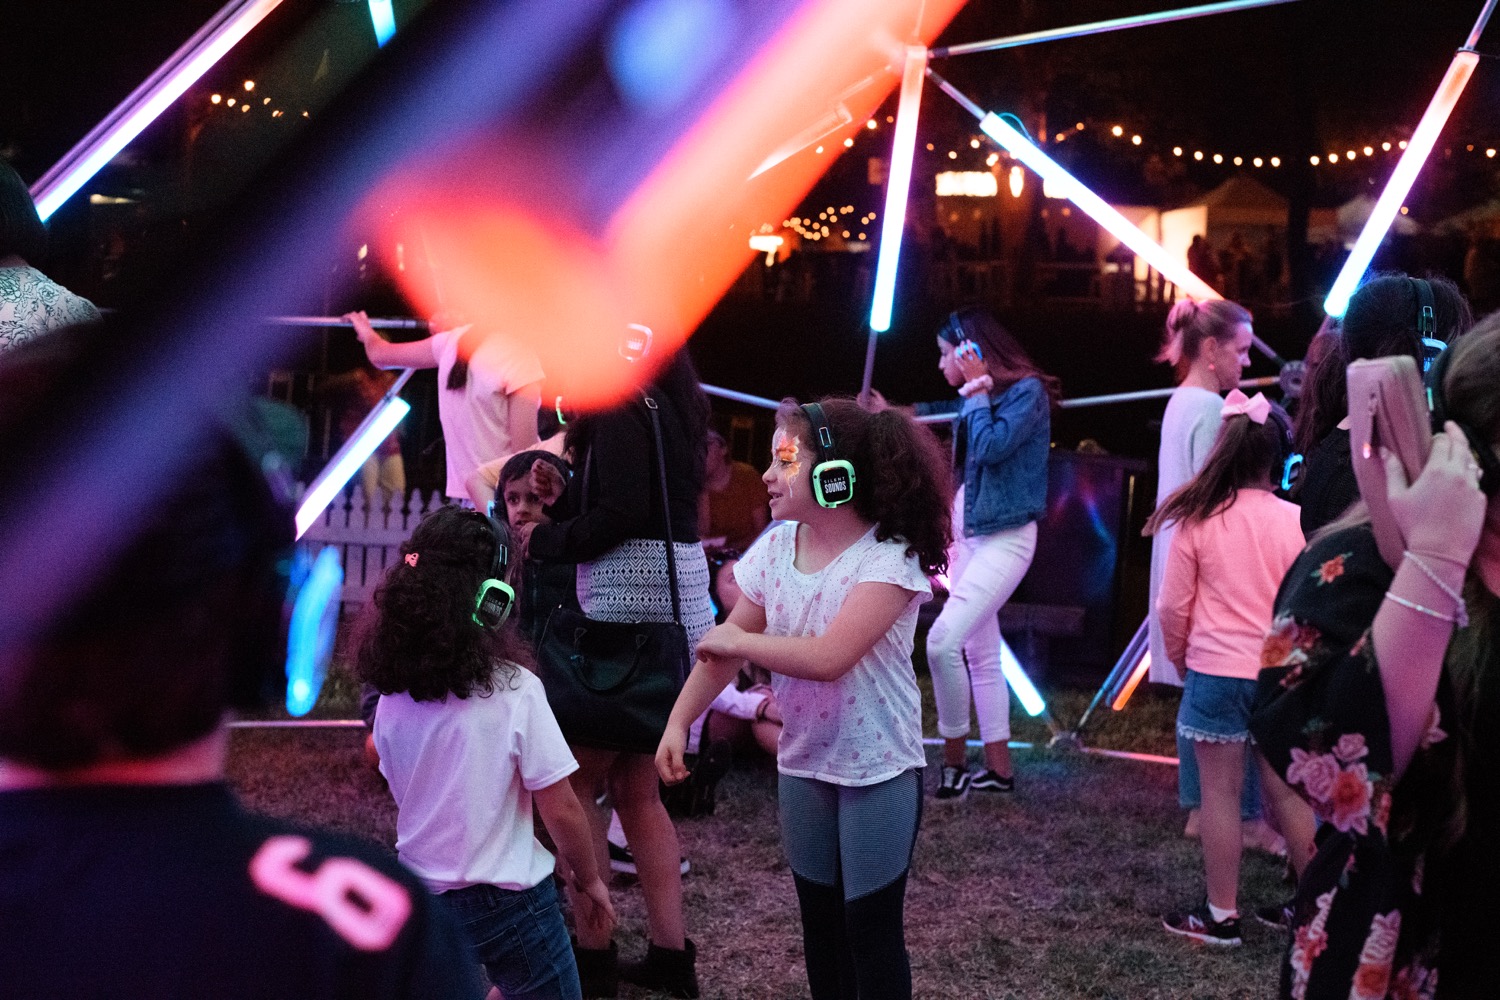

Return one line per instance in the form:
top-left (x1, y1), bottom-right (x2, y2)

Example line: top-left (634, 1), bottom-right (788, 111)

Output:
top-left (1221, 389), bottom-right (1271, 424)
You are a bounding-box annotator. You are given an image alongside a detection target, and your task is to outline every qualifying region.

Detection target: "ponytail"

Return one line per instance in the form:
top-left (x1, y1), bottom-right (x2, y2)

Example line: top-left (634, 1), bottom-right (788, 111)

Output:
top-left (1158, 299), bottom-right (1252, 367)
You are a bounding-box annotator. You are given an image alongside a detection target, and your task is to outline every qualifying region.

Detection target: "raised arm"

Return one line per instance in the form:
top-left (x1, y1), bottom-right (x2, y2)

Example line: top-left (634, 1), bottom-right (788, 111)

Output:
top-left (345, 310), bottom-right (439, 370)
top-left (696, 580), bottom-right (917, 683)
top-left (1372, 424), bottom-right (1487, 777)
top-left (962, 378), bottom-right (1049, 467)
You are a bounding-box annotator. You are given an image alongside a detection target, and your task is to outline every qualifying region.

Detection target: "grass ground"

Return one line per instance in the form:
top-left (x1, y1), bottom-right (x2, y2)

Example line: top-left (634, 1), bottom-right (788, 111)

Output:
top-left (228, 674), bottom-right (1289, 1000)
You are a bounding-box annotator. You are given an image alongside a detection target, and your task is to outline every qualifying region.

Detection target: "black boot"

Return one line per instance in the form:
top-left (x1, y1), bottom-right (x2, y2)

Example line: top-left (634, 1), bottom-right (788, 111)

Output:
top-left (618, 938), bottom-right (699, 999)
top-left (573, 940), bottom-right (618, 999)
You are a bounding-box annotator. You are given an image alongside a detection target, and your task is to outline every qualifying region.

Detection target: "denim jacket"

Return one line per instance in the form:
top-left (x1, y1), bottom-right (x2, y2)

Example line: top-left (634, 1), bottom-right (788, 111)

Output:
top-left (915, 376), bottom-right (1050, 537)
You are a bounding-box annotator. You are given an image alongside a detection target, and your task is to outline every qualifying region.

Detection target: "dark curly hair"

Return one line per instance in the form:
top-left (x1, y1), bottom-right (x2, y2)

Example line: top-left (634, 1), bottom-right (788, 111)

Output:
top-left (777, 397), bottom-right (953, 575)
top-left (355, 506), bottom-right (532, 701)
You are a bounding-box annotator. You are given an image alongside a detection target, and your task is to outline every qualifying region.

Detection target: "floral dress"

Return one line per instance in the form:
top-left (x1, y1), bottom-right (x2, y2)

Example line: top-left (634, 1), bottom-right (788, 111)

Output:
top-left (1249, 524), bottom-right (1494, 1000)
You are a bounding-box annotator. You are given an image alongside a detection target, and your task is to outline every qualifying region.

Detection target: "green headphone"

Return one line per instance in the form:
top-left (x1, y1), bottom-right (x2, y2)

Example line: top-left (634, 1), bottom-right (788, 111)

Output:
top-left (800, 402), bottom-right (857, 508)
top-left (471, 508), bottom-right (516, 629)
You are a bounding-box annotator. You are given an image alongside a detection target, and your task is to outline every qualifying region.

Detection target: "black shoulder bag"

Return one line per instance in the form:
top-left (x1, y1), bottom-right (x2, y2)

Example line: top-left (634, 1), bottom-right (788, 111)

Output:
top-left (535, 391), bottom-right (692, 753)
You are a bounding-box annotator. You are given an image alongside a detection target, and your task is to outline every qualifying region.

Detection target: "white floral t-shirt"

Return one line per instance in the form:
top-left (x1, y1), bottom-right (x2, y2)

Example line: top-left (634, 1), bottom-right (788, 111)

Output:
top-left (735, 522), bottom-right (931, 786)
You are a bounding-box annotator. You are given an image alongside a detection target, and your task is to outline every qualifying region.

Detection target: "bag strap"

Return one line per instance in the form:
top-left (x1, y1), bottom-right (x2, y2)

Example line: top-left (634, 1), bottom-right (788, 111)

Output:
top-left (642, 389), bottom-right (683, 626)
top-left (577, 394), bottom-right (683, 625)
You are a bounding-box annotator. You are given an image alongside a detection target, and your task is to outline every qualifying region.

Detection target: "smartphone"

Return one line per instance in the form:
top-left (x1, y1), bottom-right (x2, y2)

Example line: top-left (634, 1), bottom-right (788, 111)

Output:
top-left (1346, 356), bottom-right (1432, 568)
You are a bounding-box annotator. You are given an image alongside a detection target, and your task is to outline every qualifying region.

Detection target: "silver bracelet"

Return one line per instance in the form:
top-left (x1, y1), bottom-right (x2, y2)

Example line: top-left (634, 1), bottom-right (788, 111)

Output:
top-left (1384, 591), bottom-right (1459, 624)
top-left (1402, 551), bottom-right (1469, 628)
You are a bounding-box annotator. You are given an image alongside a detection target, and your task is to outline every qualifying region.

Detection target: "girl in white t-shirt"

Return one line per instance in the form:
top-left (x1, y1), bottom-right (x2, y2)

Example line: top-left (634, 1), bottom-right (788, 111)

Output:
top-left (357, 506), bottom-right (614, 1000)
top-left (657, 398), bottom-right (952, 1000)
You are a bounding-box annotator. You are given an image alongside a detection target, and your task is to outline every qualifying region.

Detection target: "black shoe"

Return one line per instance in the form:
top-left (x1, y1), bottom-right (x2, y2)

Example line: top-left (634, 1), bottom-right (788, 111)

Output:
top-left (1255, 900), bottom-right (1295, 930)
top-left (573, 940), bottom-right (618, 998)
top-left (619, 938), bottom-right (699, 999)
top-left (607, 840), bottom-right (690, 876)
top-left (933, 765), bottom-right (971, 802)
top-left (969, 768), bottom-right (1014, 793)
top-left (1162, 904), bottom-right (1242, 946)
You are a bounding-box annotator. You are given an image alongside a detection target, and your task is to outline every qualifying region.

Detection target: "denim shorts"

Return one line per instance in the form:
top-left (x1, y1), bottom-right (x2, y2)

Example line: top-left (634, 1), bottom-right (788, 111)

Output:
top-left (439, 876), bottom-right (580, 1000)
top-left (1176, 670), bottom-right (1259, 744)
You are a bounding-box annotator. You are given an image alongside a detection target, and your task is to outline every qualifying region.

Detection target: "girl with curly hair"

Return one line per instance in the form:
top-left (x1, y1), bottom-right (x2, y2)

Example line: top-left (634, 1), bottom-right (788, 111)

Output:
top-left (656, 397), bottom-right (952, 1000)
top-left (357, 505), bottom-right (615, 1000)
top-left (921, 307), bottom-right (1060, 801)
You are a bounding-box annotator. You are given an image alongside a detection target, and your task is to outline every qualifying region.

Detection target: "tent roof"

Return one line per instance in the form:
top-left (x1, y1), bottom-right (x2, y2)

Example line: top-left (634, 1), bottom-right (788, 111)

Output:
top-left (1194, 174), bottom-right (1287, 212)
top-left (1172, 174), bottom-right (1288, 227)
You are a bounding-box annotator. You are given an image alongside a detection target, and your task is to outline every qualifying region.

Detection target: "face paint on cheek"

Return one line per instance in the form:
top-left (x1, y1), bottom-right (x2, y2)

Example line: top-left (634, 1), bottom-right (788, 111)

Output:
top-left (774, 432), bottom-right (802, 499)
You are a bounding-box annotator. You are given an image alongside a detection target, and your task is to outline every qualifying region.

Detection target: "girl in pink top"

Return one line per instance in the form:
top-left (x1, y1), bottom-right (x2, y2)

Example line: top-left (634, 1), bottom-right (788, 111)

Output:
top-left (1146, 390), bottom-right (1305, 947)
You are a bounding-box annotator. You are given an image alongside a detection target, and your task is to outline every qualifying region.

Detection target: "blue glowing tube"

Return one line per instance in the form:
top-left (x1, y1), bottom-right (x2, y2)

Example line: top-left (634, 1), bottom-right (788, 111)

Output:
top-left (868, 46), bottom-right (927, 333)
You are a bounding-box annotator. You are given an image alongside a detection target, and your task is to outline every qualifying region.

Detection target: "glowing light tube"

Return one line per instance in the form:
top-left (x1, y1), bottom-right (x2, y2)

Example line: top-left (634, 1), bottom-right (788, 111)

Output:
top-left (999, 639), bottom-right (1048, 717)
top-left (284, 546), bottom-right (343, 716)
top-left (295, 378), bottom-right (412, 538)
top-left (368, 0), bottom-right (396, 47)
top-left (31, 0), bottom-right (283, 221)
top-left (1323, 51), bottom-right (1480, 317)
top-left (976, 111), bottom-right (1219, 302)
top-left (868, 46), bottom-right (927, 333)
top-left (1111, 652), bottom-right (1152, 711)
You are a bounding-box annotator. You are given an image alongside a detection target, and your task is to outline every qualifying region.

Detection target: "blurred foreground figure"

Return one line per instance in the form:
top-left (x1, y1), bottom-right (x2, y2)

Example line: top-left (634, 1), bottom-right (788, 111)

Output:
top-left (0, 326), bottom-right (485, 1000)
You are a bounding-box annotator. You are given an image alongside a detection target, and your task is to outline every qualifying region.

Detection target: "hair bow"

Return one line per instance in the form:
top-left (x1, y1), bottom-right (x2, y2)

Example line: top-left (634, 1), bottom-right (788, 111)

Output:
top-left (1221, 389), bottom-right (1271, 424)
top-left (404, 552), bottom-right (419, 567)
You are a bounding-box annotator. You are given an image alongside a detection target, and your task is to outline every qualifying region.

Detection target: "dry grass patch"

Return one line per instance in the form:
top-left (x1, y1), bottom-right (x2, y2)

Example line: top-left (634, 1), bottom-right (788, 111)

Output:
top-left (228, 680), bottom-right (1287, 999)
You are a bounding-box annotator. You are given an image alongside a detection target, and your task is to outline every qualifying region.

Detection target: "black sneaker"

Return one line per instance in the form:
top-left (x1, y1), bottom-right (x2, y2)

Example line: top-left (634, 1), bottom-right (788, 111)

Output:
top-left (1162, 904), bottom-right (1242, 946)
top-left (969, 768), bottom-right (1014, 793)
top-left (608, 841), bottom-right (690, 877)
top-left (934, 765), bottom-right (972, 802)
top-left (1254, 900), bottom-right (1295, 930)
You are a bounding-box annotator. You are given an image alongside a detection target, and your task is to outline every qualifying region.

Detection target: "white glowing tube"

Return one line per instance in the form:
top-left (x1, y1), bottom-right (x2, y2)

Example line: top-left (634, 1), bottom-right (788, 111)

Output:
top-left (978, 112), bottom-right (1219, 301)
top-left (295, 394), bottom-right (410, 538)
top-left (868, 46), bottom-right (928, 333)
top-left (368, 0), bottom-right (396, 47)
top-left (31, 0), bottom-right (283, 221)
top-left (999, 639), bottom-right (1048, 717)
top-left (1323, 51), bottom-right (1480, 317)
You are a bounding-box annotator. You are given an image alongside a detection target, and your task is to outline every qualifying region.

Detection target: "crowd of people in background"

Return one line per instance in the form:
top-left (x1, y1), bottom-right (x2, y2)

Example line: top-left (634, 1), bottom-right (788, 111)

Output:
top-left (5, 150), bottom-right (1500, 999)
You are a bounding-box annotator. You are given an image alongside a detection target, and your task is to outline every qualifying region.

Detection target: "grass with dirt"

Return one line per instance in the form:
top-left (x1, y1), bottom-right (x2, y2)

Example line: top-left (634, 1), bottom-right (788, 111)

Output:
top-left (229, 669), bottom-right (1289, 1000)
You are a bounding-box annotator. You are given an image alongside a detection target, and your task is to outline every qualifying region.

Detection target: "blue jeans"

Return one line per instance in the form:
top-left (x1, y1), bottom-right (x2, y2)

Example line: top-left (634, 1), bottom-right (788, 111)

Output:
top-left (439, 877), bottom-right (580, 1000)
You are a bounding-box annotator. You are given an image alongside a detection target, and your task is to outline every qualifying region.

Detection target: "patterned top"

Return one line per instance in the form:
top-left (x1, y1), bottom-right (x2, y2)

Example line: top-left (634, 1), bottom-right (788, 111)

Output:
top-left (735, 522), bottom-right (930, 786)
top-left (1250, 524), bottom-right (1497, 999)
top-left (0, 264), bottom-right (101, 353)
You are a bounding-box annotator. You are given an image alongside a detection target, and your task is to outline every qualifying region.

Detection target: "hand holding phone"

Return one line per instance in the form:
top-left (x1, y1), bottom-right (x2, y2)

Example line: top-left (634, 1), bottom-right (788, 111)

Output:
top-left (1347, 356), bottom-right (1485, 570)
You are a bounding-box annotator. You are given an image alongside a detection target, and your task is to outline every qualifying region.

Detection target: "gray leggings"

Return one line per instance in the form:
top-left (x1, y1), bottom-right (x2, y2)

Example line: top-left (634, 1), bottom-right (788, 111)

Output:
top-left (779, 769), bottom-right (923, 1000)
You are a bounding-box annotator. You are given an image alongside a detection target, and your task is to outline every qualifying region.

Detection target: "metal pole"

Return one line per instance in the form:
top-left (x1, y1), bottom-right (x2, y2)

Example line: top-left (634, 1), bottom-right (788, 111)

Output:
top-left (267, 314), bottom-right (430, 331)
top-left (1465, 0), bottom-right (1500, 48)
top-left (931, 0), bottom-right (1300, 58)
top-left (911, 375), bottom-right (1280, 422)
top-left (700, 383), bottom-right (781, 410)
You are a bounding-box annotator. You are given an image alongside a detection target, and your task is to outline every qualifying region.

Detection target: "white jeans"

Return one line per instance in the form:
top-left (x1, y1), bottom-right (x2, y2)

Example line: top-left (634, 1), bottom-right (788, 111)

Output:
top-left (927, 518), bottom-right (1037, 744)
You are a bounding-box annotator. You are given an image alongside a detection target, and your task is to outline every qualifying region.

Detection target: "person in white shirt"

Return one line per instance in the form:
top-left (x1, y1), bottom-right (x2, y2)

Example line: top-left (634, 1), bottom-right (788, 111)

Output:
top-left (358, 505), bottom-right (614, 1000)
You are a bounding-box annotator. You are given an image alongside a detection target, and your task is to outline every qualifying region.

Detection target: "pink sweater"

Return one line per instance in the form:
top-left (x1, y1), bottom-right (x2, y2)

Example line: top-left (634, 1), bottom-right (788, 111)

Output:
top-left (1155, 489), bottom-right (1305, 680)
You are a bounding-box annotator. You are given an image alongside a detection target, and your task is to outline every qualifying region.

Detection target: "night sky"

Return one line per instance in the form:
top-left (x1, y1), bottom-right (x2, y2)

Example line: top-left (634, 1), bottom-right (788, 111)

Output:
top-left (4, 0), bottom-right (1498, 455)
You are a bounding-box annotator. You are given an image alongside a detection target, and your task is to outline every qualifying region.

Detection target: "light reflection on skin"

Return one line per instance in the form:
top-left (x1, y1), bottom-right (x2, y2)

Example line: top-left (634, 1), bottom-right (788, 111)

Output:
top-left (773, 430), bottom-right (802, 498)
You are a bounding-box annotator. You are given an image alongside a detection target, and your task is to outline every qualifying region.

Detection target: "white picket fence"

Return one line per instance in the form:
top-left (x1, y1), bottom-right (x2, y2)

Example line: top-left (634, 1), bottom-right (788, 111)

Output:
top-left (299, 487), bottom-right (449, 609)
